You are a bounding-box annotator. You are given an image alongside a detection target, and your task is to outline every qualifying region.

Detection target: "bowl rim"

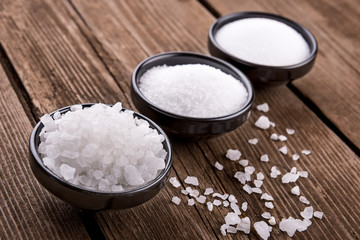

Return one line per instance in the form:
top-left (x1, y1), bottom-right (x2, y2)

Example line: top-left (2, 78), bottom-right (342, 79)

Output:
top-left (131, 51), bottom-right (254, 122)
top-left (208, 11), bottom-right (318, 69)
top-left (29, 103), bottom-right (173, 196)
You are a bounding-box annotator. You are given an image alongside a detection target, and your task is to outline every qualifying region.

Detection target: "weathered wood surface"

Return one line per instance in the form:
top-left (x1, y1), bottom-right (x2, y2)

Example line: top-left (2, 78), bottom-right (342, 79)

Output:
top-left (205, 0), bottom-right (360, 150)
top-left (0, 0), bottom-right (359, 239)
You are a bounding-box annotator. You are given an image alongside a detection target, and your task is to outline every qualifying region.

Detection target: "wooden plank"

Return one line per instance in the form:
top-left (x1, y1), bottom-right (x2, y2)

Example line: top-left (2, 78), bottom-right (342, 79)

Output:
top-left (0, 54), bottom-right (89, 238)
top-left (203, 0), bottom-right (360, 149)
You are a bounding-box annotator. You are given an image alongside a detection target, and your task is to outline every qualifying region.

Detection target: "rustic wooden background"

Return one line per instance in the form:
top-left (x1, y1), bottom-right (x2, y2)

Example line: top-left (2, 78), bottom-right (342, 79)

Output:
top-left (0, 0), bottom-right (359, 239)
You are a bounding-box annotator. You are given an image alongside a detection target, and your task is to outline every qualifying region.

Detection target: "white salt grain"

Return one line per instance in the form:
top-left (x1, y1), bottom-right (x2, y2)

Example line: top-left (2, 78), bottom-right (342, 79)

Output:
top-left (261, 193), bottom-right (274, 201)
top-left (196, 195), bottom-right (206, 204)
top-left (226, 149), bottom-right (241, 161)
top-left (278, 135), bottom-right (288, 141)
top-left (213, 193), bottom-right (229, 200)
top-left (282, 172), bottom-right (300, 184)
top-left (139, 64), bottom-right (248, 118)
top-left (292, 154), bottom-right (300, 161)
top-left (261, 212), bottom-right (271, 219)
top-left (225, 212), bottom-right (241, 225)
top-left (248, 138), bottom-right (259, 145)
top-left (300, 196), bottom-right (310, 205)
top-left (220, 224), bottom-right (228, 236)
top-left (223, 201), bottom-right (230, 207)
top-left (239, 159), bottom-right (249, 167)
top-left (236, 217), bottom-right (251, 234)
top-left (59, 164), bottom-right (75, 181)
top-left (231, 202), bottom-right (241, 215)
top-left (270, 166), bottom-right (281, 178)
top-left (257, 172), bottom-right (265, 180)
top-left (188, 198), bottom-right (195, 206)
top-left (254, 180), bottom-right (263, 188)
top-left (215, 161), bottom-right (224, 170)
top-left (186, 187), bottom-right (200, 198)
top-left (291, 186), bottom-right (300, 196)
top-left (172, 196), bottom-right (181, 205)
top-left (314, 211), bottom-right (324, 219)
top-left (286, 128), bottom-right (295, 135)
top-left (181, 189), bottom-right (189, 195)
top-left (260, 154), bottom-right (269, 162)
top-left (279, 217), bottom-right (312, 237)
top-left (228, 195), bottom-right (237, 203)
top-left (302, 150), bottom-right (311, 155)
top-left (254, 221), bottom-right (272, 240)
top-left (300, 206), bottom-right (314, 219)
top-left (244, 166), bottom-right (256, 175)
top-left (257, 103), bottom-right (269, 113)
top-left (265, 202), bottom-right (274, 209)
top-left (243, 184), bottom-right (253, 194)
top-left (169, 177), bottom-right (181, 188)
top-left (291, 167), bottom-right (297, 174)
top-left (234, 171), bottom-right (251, 184)
top-left (241, 202), bottom-right (248, 211)
top-left (207, 202), bottom-right (214, 212)
top-left (215, 18), bottom-right (310, 66)
top-left (213, 199), bottom-right (222, 206)
top-left (227, 226), bottom-right (238, 234)
top-left (299, 171), bottom-right (309, 178)
top-left (268, 216), bottom-right (276, 226)
top-left (270, 133), bottom-right (278, 141)
top-left (204, 188), bottom-right (214, 195)
top-left (252, 187), bottom-right (262, 194)
top-left (279, 146), bottom-right (288, 155)
top-left (184, 176), bottom-right (199, 186)
top-left (255, 115), bottom-right (271, 130)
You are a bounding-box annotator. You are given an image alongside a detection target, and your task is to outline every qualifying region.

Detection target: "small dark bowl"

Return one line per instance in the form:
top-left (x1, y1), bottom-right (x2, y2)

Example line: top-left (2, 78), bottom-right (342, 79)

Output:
top-left (131, 52), bottom-right (254, 140)
top-left (208, 12), bottom-right (318, 87)
top-left (29, 104), bottom-right (172, 211)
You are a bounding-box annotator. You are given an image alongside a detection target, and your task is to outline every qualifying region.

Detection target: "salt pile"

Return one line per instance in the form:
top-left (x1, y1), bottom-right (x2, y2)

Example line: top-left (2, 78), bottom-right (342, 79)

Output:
top-left (38, 103), bottom-right (167, 192)
top-left (215, 18), bottom-right (310, 66)
top-left (139, 64), bottom-right (248, 118)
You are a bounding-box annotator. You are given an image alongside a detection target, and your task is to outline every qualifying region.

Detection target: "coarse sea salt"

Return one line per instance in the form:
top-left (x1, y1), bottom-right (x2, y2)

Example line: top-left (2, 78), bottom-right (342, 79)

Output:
top-left (215, 18), bottom-right (310, 66)
top-left (172, 196), bottom-right (181, 205)
top-left (204, 188), bottom-right (214, 195)
top-left (239, 159), bottom-right (249, 167)
top-left (255, 115), bottom-right (271, 130)
top-left (260, 154), bottom-right (269, 162)
top-left (169, 177), bottom-right (181, 188)
top-left (291, 186), bottom-right (300, 196)
top-left (139, 64), bottom-right (248, 118)
top-left (38, 103), bottom-right (167, 192)
top-left (256, 103), bottom-right (269, 113)
top-left (286, 128), bottom-right (295, 135)
top-left (248, 138), bottom-right (259, 145)
top-left (314, 211), bottom-right (324, 219)
top-left (215, 161), bottom-right (224, 170)
top-left (241, 202), bottom-right (248, 211)
top-left (184, 176), bottom-right (199, 186)
top-left (188, 198), bottom-right (195, 206)
top-left (226, 149), bottom-right (241, 161)
top-left (254, 221), bottom-right (272, 240)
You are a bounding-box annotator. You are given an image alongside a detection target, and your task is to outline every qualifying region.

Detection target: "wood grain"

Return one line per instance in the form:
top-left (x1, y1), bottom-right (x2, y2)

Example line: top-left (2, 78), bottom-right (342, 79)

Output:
top-left (0, 0), bottom-right (359, 239)
top-left (204, 0), bottom-right (360, 149)
top-left (0, 53), bottom-right (89, 239)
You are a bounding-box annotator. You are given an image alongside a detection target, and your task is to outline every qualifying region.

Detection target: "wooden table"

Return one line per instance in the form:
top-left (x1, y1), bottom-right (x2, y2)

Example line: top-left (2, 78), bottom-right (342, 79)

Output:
top-left (1, 0), bottom-right (359, 239)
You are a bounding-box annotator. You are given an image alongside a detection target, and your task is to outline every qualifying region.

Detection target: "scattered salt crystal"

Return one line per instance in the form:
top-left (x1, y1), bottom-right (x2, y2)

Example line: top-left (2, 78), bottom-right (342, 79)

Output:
top-left (261, 212), bottom-right (271, 219)
top-left (292, 154), bottom-right (300, 161)
top-left (282, 172), bottom-right (300, 184)
top-left (286, 128), bottom-right (295, 135)
top-left (269, 121), bottom-right (276, 127)
top-left (169, 177), bottom-right (181, 188)
top-left (184, 176), bottom-right (199, 186)
top-left (314, 211), bottom-right (324, 219)
top-left (291, 186), bottom-right (300, 196)
top-left (231, 202), bottom-right (241, 215)
top-left (300, 206), bottom-right (314, 219)
top-left (188, 199), bottom-right (195, 206)
top-left (241, 202), bottom-right (248, 211)
top-left (207, 202), bottom-right (214, 211)
top-left (261, 193), bottom-right (274, 201)
top-left (265, 202), bottom-right (274, 209)
top-left (220, 224), bottom-right (228, 236)
top-left (252, 187), bottom-right (262, 194)
top-left (213, 193), bottom-right (229, 200)
top-left (234, 171), bottom-right (251, 184)
top-left (139, 64), bottom-right (248, 118)
top-left (243, 184), bottom-right (253, 194)
top-left (204, 188), bottom-right (214, 195)
top-left (268, 216), bottom-right (276, 226)
top-left (239, 159), bottom-right (249, 167)
top-left (290, 167), bottom-right (297, 174)
top-left (244, 166), bottom-right (255, 175)
top-left (225, 212), bottom-right (241, 225)
top-left (227, 226), bottom-right (238, 234)
top-left (260, 154), bottom-right (269, 162)
top-left (278, 135), bottom-right (288, 141)
top-left (70, 105), bottom-right (82, 112)
top-left (257, 172), bottom-right (265, 180)
top-left (254, 221), bottom-right (272, 240)
top-left (223, 201), bottom-right (229, 207)
top-left (186, 187), bottom-right (200, 198)
top-left (59, 164), bottom-right (76, 181)
top-left (300, 196), bottom-right (310, 205)
top-left (236, 217), bottom-right (251, 234)
top-left (299, 171), bottom-right (309, 178)
top-left (270, 133), bottom-right (278, 141)
top-left (248, 138), bottom-right (259, 145)
top-left (181, 189), bottom-right (189, 195)
top-left (279, 217), bottom-right (312, 237)
top-left (255, 115), bottom-right (270, 130)
top-left (256, 103), bottom-right (269, 113)
top-left (226, 149), bottom-right (241, 161)
top-left (171, 196), bottom-right (181, 205)
top-left (196, 195), bottom-right (206, 204)
top-left (228, 195), bottom-right (237, 203)
top-left (213, 199), bottom-right (222, 206)
top-left (215, 161), bottom-right (224, 170)
top-left (279, 146), bottom-right (288, 155)
top-left (302, 150), bottom-right (311, 155)
top-left (270, 166), bottom-right (281, 178)
top-left (254, 180), bottom-right (263, 188)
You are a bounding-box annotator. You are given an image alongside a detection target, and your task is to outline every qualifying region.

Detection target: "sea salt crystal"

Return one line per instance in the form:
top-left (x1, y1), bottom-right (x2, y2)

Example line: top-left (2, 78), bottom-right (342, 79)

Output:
top-left (300, 196), bottom-right (310, 205)
top-left (257, 172), bottom-right (265, 180)
top-left (227, 226), bottom-right (238, 234)
top-left (279, 217), bottom-right (312, 237)
top-left (207, 202), bottom-right (214, 212)
top-left (282, 172), bottom-right (300, 184)
top-left (290, 167), bottom-right (297, 174)
top-left (270, 133), bottom-right (278, 141)
top-left (181, 189), bottom-right (189, 195)
top-left (244, 166), bottom-right (255, 175)
top-left (196, 195), bottom-right (206, 204)
top-left (269, 121), bottom-right (276, 127)
top-left (226, 149), bottom-right (241, 161)
top-left (188, 199), bottom-right (195, 206)
top-left (252, 187), bottom-right (262, 194)
top-left (261, 212), bottom-right (271, 219)
top-left (243, 184), bottom-right (253, 194)
top-left (254, 221), bottom-right (272, 240)
top-left (255, 115), bottom-right (271, 130)
top-left (184, 176), bottom-right (199, 186)
top-left (286, 128), bottom-right (295, 135)
top-left (241, 202), bottom-right (248, 211)
top-left (254, 180), bottom-right (263, 188)
top-left (215, 161), bottom-right (224, 170)
top-left (223, 201), bottom-right (229, 207)
top-left (278, 135), bottom-right (288, 141)
top-left (261, 193), bottom-right (274, 201)
top-left (270, 166), bottom-right (281, 178)
top-left (204, 188), bottom-right (214, 195)
top-left (314, 211), bottom-right (324, 219)
top-left (279, 146), bottom-right (288, 155)
top-left (59, 164), bottom-right (75, 181)
top-left (302, 150), bottom-right (311, 155)
top-left (231, 202), bottom-right (241, 215)
top-left (239, 159), bottom-right (249, 167)
top-left (186, 187), bottom-right (200, 198)
top-left (268, 216), bottom-right (276, 226)
top-left (257, 103), bottom-right (269, 113)
top-left (236, 217), bottom-right (251, 234)
top-left (213, 193), bottom-right (229, 200)
top-left (215, 18), bottom-right (310, 66)
top-left (225, 212), bottom-right (241, 225)
top-left (169, 177), bottom-right (181, 188)
top-left (265, 202), bottom-right (274, 209)
top-left (234, 171), bottom-right (251, 184)
top-left (291, 186), bottom-right (300, 196)
top-left (139, 64), bottom-right (248, 118)
top-left (228, 195), bottom-right (237, 203)
top-left (171, 196), bottom-right (181, 205)
top-left (300, 206), bottom-right (314, 219)
top-left (299, 171), bottom-right (309, 178)
top-left (213, 199), bottom-right (222, 206)
top-left (248, 138), bottom-right (259, 145)
top-left (220, 224), bottom-right (228, 236)
top-left (292, 154), bottom-right (300, 161)
top-left (260, 154), bottom-right (269, 162)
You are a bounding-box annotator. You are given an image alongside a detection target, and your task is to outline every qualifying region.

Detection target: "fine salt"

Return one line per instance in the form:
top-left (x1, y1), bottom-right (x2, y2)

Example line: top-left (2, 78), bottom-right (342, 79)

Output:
top-left (215, 18), bottom-right (310, 66)
top-left (139, 64), bottom-right (248, 118)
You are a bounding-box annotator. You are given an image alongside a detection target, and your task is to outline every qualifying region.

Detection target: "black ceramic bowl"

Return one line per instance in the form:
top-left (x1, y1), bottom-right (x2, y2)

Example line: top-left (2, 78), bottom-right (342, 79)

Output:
top-left (131, 52), bottom-right (254, 140)
top-left (29, 104), bottom-right (172, 211)
top-left (208, 12), bottom-right (318, 87)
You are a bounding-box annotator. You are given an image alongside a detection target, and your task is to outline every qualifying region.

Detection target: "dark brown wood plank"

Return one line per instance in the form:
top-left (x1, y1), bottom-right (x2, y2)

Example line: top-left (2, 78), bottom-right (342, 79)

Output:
top-left (204, 0), bottom-right (360, 149)
top-left (0, 54), bottom-right (89, 239)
